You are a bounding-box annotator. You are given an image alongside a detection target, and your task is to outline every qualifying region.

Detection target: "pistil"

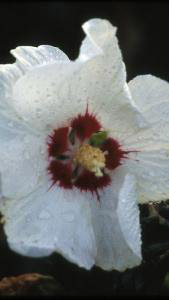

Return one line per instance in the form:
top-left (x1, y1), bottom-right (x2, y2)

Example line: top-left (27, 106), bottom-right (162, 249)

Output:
top-left (74, 144), bottom-right (106, 177)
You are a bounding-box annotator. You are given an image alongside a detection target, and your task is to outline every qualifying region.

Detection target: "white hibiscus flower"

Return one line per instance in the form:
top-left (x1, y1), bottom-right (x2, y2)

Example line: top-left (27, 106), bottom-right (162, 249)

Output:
top-left (0, 18), bottom-right (168, 272)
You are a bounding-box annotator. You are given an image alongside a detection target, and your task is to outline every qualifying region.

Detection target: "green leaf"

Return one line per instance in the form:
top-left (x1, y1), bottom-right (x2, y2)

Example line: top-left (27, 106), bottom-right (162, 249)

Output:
top-left (89, 131), bottom-right (108, 147)
top-left (163, 273), bottom-right (169, 289)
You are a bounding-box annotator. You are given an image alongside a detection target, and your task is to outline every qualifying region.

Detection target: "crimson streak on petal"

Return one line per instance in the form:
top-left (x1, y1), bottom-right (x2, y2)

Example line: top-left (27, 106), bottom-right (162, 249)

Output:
top-left (101, 138), bottom-right (130, 170)
top-left (48, 127), bottom-right (69, 157)
top-left (48, 160), bottom-right (73, 189)
top-left (47, 109), bottom-right (133, 196)
top-left (71, 108), bottom-right (101, 141)
top-left (74, 170), bottom-right (111, 194)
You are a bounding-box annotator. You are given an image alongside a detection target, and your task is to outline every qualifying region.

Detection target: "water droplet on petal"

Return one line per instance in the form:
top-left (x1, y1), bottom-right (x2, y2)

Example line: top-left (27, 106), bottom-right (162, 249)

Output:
top-left (24, 151), bottom-right (30, 160)
top-left (63, 213), bottom-right (75, 222)
top-left (54, 237), bottom-right (58, 244)
top-left (39, 210), bottom-right (50, 220)
top-left (148, 170), bottom-right (155, 177)
top-left (25, 216), bottom-right (31, 223)
top-left (8, 121), bottom-right (13, 128)
top-left (40, 147), bottom-right (45, 155)
top-left (23, 136), bottom-right (30, 143)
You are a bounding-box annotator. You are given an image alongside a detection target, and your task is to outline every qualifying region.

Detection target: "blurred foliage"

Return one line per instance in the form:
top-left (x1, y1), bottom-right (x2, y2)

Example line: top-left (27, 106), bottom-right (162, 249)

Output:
top-left (0, 273), bottom-right (63, 296)
top-left (1, 202), bottom-right (169, 295)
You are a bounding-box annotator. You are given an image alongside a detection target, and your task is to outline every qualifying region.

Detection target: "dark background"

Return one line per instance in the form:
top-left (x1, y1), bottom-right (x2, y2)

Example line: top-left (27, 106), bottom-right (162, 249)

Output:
top-left (1, 1), bottom-right (169, 295)
top-left (0, 1), bottom-right (169, 82)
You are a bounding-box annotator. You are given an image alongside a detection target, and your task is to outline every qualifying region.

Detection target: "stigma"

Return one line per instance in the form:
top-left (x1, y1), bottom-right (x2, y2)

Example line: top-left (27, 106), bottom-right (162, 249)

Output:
top-left (74, 144), bottom-right (106, 177)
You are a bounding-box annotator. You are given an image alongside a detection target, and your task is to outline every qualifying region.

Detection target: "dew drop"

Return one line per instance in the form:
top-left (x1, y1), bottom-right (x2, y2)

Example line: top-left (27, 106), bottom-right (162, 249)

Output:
top-left (23, 136), bottom-right (30, 143)
top-left (24, 151), bottom-right (30, 160)
top-left (39, 210), bottom-right (50, 220)
top-left (148, 170), bottom-right (155, 177)
top-left (8, 121), bottom-right (13, 128)
top-left (25, 216), bottom-right (31, 223)
top-left (33, 239), bottom-right (38, 243)
top-left (54, 237), bottom-right (58, 244)
top-left (40, 148), bottom-right (45, 155)
top-left (36, 108), bottom-right (42, 116)
top-left (63, 213), bottom-right (75, 222)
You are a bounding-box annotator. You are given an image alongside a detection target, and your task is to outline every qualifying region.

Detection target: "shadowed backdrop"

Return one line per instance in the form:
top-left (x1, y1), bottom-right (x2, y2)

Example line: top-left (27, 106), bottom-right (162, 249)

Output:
top-left (0, 1), bottom-right (169, 82)
top-left (0, 1), bottom-right (169, 296)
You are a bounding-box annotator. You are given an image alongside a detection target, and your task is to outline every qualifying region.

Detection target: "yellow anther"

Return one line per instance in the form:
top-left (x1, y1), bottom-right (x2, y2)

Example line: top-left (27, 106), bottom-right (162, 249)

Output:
top-left (74, 144), bottom-right (106, 177)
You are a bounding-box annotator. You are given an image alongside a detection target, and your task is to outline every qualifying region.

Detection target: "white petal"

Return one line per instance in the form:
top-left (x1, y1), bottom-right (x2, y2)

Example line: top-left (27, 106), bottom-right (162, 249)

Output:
top-left (11, 45), bottom-right (69, 69)
top-left (90, 167), bottom-right (141, 271)
top-left (10, 19), bottom-right (145, 134)
top-left (12, 61), bottom-right (81, 132)
top-left (0, 118), bottom-right (47, 199)
top-left (0, 45), bottom-right (70, 129)
top-left (75, 19), bottom-right (147, 139)
top-left (123, 75), bottom-right (169, 203)
top-left (79, 18), bottom-right (117, 61)
top-left (0, 64), bottom-right (23, 121)
top-left (78, 18), bottom-right (126, 102)
top-left (125, 149), bottom-right (169, 203)
top-left (0, 45), bottom-right (69, 115)
top-left (52, 18), bottom-right (147, 138)
top-left (128, 75), bottom-right (169, 125)
top-left (96, 86), bottom-right (147, 142)
top-left (1, 185), bottom-right (96, 270)
top-left (122, 121), bottom-right (169, 203)
top-left (117, 172), bottom-right (141, 259)
top-left (62, 59), bottom-right (146, 142)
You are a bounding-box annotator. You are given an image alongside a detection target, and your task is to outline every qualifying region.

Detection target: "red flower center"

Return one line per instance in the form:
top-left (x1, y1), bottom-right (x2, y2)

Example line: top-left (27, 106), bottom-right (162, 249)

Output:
top-left (47, 108), bottom-right (131, 197)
